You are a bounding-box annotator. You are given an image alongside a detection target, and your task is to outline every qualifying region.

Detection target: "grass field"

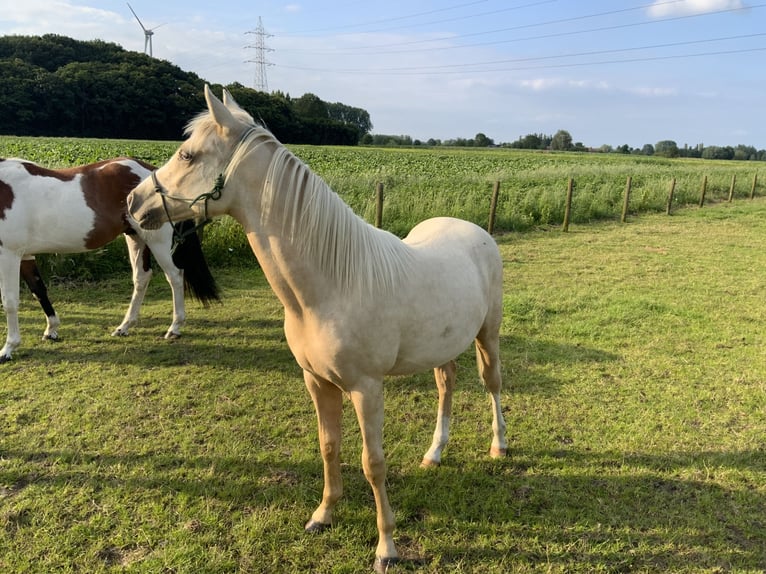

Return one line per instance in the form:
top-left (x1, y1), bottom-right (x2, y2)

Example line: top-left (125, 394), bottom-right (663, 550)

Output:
top-left (2, 197), bottom-right (765, 572)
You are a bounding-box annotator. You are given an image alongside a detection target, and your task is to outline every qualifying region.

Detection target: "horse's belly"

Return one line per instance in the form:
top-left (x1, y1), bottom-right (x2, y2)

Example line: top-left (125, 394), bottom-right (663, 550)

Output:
top-left (0, 187), bottom-right (96, 254)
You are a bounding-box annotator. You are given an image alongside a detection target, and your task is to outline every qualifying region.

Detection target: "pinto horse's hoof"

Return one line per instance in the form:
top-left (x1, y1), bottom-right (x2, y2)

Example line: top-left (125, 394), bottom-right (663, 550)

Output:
top-left (374, 556), bottom-right (400, 573)
top-left (420, 457), bottom-right (440, 468)
top-left (489, 447), bottom-right (508, 459)
top-left (304, 519), bottom-right (331, 534)
top-left (0, 354), bottom-right (11, 364)
top-left (43, 334), bottom-right (60, 342)
top-left (164, 332), bottom-right (181, 340)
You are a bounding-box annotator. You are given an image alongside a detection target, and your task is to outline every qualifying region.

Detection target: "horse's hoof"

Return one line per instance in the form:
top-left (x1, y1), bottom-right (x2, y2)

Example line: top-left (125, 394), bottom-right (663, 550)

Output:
top-left (0, 354), bottom-right (11, 364)
top-left (420, 457), bottom-right (440, 468)
top-left (304, 519), bottom-right (331, 534)
top-left (111, 330), bottom-right (128, 337)
top-left (43, 334), bottom-right (60, 342)
top-left (489, 447), bottom-right (508, 459)
top-left (374, 556), bottom-right (400, 574)
top-left (164, 332), bottom-right (181, 340)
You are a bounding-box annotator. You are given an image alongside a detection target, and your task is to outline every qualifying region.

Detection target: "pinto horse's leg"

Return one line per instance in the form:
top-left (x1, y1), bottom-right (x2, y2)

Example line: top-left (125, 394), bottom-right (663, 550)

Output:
top-left (303, 370), bottom-right (344, 532)
top-left (421, 360), bottom-right (456, 467)
top-left (112, 233), bottom-right (153, 337)
top-left (475, 327), bottom-right (508, 459)
top-left (0, 251), bottom-right (23, 363)
top-left (348, 380), bottom-right (399, 572)
top-left (20, 257), bottom-right (60, 342)
top-left (147, 225), bottom-right (186, 339)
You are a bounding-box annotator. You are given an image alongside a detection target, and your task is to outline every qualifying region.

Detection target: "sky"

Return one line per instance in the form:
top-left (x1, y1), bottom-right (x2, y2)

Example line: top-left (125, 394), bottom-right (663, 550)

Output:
top-left (1, 0), bottom-right (764, 148)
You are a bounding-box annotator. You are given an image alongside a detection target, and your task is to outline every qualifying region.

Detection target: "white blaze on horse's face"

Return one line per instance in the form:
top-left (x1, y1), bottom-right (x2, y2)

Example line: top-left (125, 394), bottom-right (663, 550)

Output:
top-left (128, 85), bottom-right (251, 231)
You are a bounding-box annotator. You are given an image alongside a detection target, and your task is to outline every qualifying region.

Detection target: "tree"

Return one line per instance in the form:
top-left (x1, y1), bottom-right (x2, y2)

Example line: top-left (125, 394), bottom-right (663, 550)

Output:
top-left (327, 102), bottom-right (372, 137)
top-left (0, 35), bottom-right (372, 145)
top-left (655, 140), bottom-right (679, 158)
top-left (641, 144), bottom-right (655, 156)
top-left (551, 130), bottom-right (573, 151)
top-left (474, 132), bottom-right (494, 147)
top-left (292, 93), bottom-right (328, 119)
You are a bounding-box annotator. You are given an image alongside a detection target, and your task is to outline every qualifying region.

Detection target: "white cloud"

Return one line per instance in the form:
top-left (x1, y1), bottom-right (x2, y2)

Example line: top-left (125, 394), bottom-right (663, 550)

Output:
top-left (647, 0), bottom-right (745, 18)
top-left (519, 78), bottom-right (563, 91)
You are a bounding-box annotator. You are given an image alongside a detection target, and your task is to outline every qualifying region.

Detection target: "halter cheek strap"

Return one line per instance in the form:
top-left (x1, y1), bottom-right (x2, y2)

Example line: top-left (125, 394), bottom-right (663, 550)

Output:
top-left (151, 170), bottom-right (222, 252)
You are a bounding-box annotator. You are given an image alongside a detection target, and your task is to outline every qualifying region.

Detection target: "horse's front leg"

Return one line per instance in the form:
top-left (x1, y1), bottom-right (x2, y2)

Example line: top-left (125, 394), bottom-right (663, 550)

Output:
top-left (303, 370), bottom-right (344, 531)
top-left (145, 226), bottom-right (186, 339)
top-left (20, 258), bottom-right (60, 341)
top-left (113, 234), bottom-right (153, 337)
top-left (422, 360), bottom-right (457, 467)
top-left (348, 379), bottom-right (398, 573)
top-left (0, 252), bottom-right (23, 362)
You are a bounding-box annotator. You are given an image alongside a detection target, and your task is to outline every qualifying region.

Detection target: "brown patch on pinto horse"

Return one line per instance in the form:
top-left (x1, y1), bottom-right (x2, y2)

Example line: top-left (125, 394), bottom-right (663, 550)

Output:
top-left (78, 161), bottom-right (143, 249)
top-left (18, 158), bottom-right (145, 250)
top-left (0, 179), bottom-right (12, 223)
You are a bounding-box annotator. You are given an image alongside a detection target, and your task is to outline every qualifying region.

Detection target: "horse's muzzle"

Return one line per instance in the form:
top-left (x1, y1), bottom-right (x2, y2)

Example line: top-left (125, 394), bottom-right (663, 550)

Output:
top-left (127, 187), bottom-right (164, 230)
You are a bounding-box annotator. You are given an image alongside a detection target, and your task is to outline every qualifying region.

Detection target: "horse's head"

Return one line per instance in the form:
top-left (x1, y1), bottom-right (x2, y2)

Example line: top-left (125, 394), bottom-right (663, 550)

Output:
top-left (128, 85), bottom-right (261, 230)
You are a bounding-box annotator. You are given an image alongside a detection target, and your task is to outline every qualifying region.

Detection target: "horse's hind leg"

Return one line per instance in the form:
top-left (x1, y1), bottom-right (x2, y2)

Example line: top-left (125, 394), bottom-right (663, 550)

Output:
top-left (0, 252), bottom-right (23, 362)
top-left (475, 326), bottom-right (508, 458)
top-left (112, 234), bottom-right (153, 336)
top-left (422, 360), bottom-right (456, 467)
top-left (20, 258), bottom-right (60, 341)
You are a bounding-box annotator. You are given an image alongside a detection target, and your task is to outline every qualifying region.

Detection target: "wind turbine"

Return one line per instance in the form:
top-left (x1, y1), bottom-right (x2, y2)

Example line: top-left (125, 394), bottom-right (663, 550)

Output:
top-left (127, 3), bottom-right (164, 57)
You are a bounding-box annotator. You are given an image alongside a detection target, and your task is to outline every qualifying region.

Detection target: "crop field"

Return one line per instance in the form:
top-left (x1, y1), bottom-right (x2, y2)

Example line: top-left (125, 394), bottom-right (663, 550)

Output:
top-left (1, 135), bottom-right (762, 238)
top-left (1, 136), bottom-right (765, 572)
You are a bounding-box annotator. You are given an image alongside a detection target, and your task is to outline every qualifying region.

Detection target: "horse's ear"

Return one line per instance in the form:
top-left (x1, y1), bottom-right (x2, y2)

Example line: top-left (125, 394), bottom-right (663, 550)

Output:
top-left (221, 88), bottom-right (245, 113)
top-left (204, 85), bottom-right (239, 133)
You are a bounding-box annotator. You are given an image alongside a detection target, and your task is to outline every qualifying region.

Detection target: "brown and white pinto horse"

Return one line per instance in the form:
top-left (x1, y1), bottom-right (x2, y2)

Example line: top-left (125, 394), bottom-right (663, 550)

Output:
top-left (0, 157), bottom-right (219, 363)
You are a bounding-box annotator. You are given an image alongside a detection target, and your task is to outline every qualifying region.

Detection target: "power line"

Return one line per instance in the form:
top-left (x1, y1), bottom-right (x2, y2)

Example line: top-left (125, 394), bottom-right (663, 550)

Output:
top-left (277, 3), bottom-right (763, 57)
top-left (286, 0), bottom-right (493, 35)
top-left (278, 1), bottom-right (754, 55)
top-left (276, 34), bottom-right (766, 76)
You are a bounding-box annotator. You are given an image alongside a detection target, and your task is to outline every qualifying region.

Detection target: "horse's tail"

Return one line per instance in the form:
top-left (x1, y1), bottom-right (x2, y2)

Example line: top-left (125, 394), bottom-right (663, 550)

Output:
top-left (171, 220), bottom-right (221, 306)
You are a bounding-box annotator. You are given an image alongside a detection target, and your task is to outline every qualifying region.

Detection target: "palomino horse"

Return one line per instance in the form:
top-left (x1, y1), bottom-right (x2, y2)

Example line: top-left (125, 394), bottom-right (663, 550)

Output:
top-left (128, 87), bottom-right (508, 572)
top-left (0, 157), bottom-right (219, 363)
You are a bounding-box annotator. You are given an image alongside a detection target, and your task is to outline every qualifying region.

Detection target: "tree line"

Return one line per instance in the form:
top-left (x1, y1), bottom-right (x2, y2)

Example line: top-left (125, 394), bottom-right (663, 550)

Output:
top-left (505, 132), bottom-right (766, 161)
top-left (0, 34), bottom-right (371, 145)
top-left (369, 129), bottom-right (765, 162)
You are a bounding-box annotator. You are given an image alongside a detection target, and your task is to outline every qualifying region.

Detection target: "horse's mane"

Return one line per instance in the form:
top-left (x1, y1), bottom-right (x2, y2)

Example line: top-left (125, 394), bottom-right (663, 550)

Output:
top-left (189, 110), bottom-right (415, 297)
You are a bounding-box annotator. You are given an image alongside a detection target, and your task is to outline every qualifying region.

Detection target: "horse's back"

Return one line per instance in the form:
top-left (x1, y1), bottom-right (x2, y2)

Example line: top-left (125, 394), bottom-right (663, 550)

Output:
top-left (0, 157), bottom-right (154, 254)
top-left (403, 216), bottom-right (502, 287)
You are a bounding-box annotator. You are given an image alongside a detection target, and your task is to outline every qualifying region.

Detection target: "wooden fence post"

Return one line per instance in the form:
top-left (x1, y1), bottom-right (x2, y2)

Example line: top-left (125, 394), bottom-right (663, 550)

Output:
top-left (751, 173), bottom-right (758, 199)
top-left (621, 176), bottom-right (632, 223)
top-left (375, 182), bottom-right (384, 228)
top-left (699, 175), bottom-right (707, 207)
top-left (488, 180), bottom-right (500, 234)
top-left (728, 174), bottom-right (737, 203)
top-left (666, 177), bottom-right (676, 215)
top-left (562, 177), bottom-right (574, 232)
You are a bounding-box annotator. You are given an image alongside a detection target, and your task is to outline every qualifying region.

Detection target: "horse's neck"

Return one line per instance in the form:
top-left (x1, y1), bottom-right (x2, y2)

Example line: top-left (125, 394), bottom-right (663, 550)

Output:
top-left (239, 146), bottom-right (412, 311)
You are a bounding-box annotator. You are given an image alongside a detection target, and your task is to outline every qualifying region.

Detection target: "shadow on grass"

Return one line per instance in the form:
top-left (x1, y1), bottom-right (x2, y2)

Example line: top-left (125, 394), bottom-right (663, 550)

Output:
top-left (3, 443), bottom-right (762, 571)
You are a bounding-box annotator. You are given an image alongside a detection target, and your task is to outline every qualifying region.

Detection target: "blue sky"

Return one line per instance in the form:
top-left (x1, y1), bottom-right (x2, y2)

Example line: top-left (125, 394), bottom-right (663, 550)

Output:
top-left (1, 1), bottom-right (764, 148)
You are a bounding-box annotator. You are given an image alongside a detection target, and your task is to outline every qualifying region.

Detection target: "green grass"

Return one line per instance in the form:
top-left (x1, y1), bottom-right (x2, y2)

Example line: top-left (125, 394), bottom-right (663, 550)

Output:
top-left (2, 199), bottom-right (766, 572)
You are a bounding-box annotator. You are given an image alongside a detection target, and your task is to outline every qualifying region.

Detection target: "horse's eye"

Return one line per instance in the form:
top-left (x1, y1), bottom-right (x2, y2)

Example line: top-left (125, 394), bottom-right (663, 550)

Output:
top-left (178, 150), bottom-right (193, 162)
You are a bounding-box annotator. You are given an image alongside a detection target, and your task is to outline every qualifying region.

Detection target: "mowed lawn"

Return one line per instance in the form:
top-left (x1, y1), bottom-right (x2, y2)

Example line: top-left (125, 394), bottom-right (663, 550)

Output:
top-left (1, 199), bottom-right (766, 573)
